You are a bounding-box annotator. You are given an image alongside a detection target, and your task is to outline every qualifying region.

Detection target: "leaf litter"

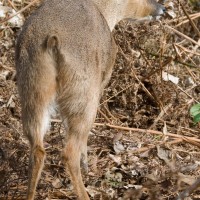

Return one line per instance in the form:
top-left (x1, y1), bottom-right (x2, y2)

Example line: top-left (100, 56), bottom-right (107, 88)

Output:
top-left (0, 0), bottom-right (200, 199)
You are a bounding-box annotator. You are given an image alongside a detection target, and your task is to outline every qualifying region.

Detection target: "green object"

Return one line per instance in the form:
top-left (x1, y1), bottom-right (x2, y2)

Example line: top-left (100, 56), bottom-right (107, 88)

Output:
top-left (190, 104), bottom-right (200, 123)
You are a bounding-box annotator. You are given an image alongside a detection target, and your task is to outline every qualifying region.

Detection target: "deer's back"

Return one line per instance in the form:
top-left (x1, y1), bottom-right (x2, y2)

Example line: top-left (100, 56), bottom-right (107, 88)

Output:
top-left (15, 0), bottom-right (117, 117)
top-left (16, 0), bottom-right (115, 74)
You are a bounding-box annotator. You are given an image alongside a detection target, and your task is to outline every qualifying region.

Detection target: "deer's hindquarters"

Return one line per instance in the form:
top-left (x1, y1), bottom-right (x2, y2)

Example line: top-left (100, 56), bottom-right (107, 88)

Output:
top-left (15, 0), bottom-right (116, 199)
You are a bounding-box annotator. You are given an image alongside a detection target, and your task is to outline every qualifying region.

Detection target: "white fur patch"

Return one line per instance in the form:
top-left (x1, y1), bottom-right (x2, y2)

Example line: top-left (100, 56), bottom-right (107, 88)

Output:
top-left (40, 101), bottom-right (56, 138)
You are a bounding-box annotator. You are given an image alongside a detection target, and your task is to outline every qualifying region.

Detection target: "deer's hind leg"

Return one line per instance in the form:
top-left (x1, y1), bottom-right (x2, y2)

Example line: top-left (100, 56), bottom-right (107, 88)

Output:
top-left (59, 90), bottom-right (99, 200)
top-left (18, 60), bottom-right (57, 200)
top-left (24, 99), bottom-right (55, 200)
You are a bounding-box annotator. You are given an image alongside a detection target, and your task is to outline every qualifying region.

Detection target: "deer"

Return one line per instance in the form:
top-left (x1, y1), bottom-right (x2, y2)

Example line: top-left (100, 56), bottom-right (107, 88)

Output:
top-left (15, 0), bottom-right (165, 199)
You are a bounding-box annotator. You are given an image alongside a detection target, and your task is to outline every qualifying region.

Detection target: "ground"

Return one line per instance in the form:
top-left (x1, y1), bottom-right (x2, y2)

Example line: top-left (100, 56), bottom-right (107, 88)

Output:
top-left (0, 0), bottom-right (200, 199)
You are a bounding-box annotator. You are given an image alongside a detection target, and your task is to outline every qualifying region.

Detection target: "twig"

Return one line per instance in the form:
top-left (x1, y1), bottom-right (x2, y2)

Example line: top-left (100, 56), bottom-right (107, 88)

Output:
top-left (147, 51), bottom-right (197, 68)
top-left (131, 138), bottom-right (183, 153)
top-left (174, 43), bottom-right (200, 56)
top-left (0, 0), bottom-right (39, 24)
top-left (102, 104), bottom-right (117, 121)
top-left (100, 82), bottom-right (135, 105)
top-left (142, 56), bottom-right (173, 81)
top-left (175, 59), bottom-right (197, 68)
top-left (150, 104), bottom-right (172, 129)
top-left (129, 139), bottom-right (183, 154)
top-left (183, 137), bottom-right (200, 148)
top-left (97, 108), bottom-right (112, 123)
top-left (180, 126), bottom-right (199, 134)
top-left (94, 123), bottom-right (200, 146)
top-left (131, 145), bottom-right (155, 153)
top-left (179, 1), bottom-right (200, 37)
top-left (8, 0), bottom-right (17, 11)
top-left (176, 13), bottom-right (200, 27)
top-left (131, 69), bottom-right (155, 100)
top-left (168, 13), bottom-right (200, 24)
top-left (176, 178), bottom-right (200, 200)
top-left (176, 84), bottom-right (199, 104)
top-left (165, 25), bottom-right (200, 47)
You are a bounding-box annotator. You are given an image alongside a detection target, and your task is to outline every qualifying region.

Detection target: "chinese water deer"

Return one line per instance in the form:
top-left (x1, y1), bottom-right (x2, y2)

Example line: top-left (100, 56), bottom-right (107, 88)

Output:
top-left (15, 0), bottom-right (165, 199)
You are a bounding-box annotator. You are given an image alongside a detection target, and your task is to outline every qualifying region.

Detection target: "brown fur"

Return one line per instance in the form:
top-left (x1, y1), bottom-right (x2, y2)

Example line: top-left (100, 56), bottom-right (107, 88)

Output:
top-left (15, 0), bottom-right (165, 199)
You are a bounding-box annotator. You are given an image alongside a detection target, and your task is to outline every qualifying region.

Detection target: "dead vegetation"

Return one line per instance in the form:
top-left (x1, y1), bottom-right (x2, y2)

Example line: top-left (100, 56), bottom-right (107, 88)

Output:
top-left (0, 0), bottom-right (200, 199)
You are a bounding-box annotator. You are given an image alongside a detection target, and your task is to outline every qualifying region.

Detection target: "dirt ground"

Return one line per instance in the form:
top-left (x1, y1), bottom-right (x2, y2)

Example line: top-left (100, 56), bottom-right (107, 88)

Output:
top-left (0, 0), bottom-right (200, 199)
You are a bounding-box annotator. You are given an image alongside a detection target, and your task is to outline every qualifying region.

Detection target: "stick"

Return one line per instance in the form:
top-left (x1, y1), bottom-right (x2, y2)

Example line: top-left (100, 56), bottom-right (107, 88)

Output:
top-left (0, 0), bottom-right (39, 24)
top-left (94, 123), bottom-right (200, 144)
top-left (165, 25), bottom-right (200, 47)
top-left (176, 178), bottom-right (200, 200)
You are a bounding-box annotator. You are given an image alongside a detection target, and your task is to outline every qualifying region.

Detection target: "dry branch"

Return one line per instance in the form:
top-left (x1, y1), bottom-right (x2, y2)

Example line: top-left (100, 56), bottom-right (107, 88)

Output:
top-left (94, 123), bottom-right (200, 147)
top-left (0, 0), bottom-right (39, 24)
top-left (176, 178), bottom-right (200, 200)
top-left (165, 25), bottom-right (200, 47)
